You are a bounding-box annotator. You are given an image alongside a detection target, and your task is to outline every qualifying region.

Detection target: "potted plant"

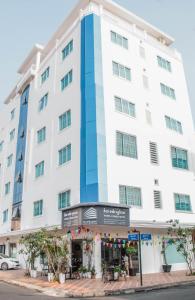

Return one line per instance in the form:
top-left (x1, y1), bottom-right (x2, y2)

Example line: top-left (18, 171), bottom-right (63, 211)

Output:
top-left (19, 231), bottom-right (44, 278)
top-left (161, 237), bottom-right (172, 273)
top-left (87, 268), bottom-right (92, 279)
top-left (126, 246), bottom-right (137, 276)
top-left (91, 266), bottom-right (96, 279)
top-left (114, 266), bottom-right (121, 280)
top-left (82, 266), bottom-right (88, 278)
top-left (41, 229), bottom-right (69, 283)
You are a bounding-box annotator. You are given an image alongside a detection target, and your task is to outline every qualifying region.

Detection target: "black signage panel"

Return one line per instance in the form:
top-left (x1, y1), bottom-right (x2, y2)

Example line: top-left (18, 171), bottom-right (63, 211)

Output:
top-left (62, 204), bottom-right (129, 227)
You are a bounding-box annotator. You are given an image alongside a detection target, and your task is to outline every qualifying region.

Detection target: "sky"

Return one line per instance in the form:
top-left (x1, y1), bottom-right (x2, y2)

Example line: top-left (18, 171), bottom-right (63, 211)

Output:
top-left (0, 0), bottom-right (195, 122)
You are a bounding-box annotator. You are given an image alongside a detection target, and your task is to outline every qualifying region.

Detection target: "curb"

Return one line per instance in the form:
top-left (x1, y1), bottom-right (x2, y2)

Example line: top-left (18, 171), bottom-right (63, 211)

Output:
top-left (104, 280), bottom-right (195, 296)
top-left (0, 278), bottom-right (195, 298)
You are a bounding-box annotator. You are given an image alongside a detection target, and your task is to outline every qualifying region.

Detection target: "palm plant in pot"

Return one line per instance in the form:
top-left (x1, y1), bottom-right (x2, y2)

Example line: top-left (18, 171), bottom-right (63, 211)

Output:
top-left (161, 237), bottom-right (172, 272)
top-left (19, 231), bottom-right (44, 278)
top-left (41, 229), bottom-right (69, 283)
top-left (126, 246), bottom-right (137, 276)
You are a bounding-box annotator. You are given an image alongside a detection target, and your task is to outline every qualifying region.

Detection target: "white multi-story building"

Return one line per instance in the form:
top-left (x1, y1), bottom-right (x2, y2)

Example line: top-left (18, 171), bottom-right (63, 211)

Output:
top-left (0, 0), bottom-right (195, 276)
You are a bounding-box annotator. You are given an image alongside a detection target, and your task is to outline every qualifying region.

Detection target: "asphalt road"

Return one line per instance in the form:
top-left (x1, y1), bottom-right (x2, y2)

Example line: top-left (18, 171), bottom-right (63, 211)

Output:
top-left (0, 282), bottom-right (195, 299)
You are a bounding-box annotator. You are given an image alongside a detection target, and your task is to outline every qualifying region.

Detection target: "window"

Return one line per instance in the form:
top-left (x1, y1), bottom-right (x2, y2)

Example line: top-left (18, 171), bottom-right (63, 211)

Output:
top-left (174, 193), bottom-right (192, 212)
top-left (160, 83), bottom-right (176, 99)
top-left (154, 190), bottom-right (162, 209)
top-left (62, 40), bottom-right (73, 60)
top-left (165, 116), bottom-right (183, 134)
top-left (38, 93), bottom-right (48, 112)
top-left (171, 146), bottom-right (188, 170)
top-left (115, 96), bottom-right (135, 117)
top-left (139, 46), bottom-right (146, 59)
top-left (59, 144), bottom-right (71, 166)
top-left (119, 185), bottom-right (142, 207)
top-left (58, 190), bottom-right (70, 209)
top-left (33, 200), bottom-right (43, 216)
top-left (7, 154), bottom-right (13, 167)
top-left (0, 141), bottom-right (4, 152)
top-left (59, 110), bottom-right (71, 131)
top-left (5, 182), bottom-right (10, 195)
top-left (3, 209), bottom-right (8, 223)
top-left (35, 161), bottom-right (44, 178)
top-left (112, 62), bottom-right (131, 81)
top-left (111, 31), bottom-right (128, 49)
top-left (41, 67), bottom-right (50, 84)
top-left (150, 142), bottom-right (159, 164)
top-left (37, 127), bottom-right (46, 144)
top-left (61, 70), bottom-right (73, 91)
top-left (9, 129), bottom-right (15, 141)
top-left (22, 95), bottom-right (28, 105)
top-left (116, 132), bottom-right (137, 159)
top-left (157, 56), bottom-right (171, 72)
top-left (16, 172), bottom-right (22, 183)
top-left (11, 109), bottom-right (15, 120)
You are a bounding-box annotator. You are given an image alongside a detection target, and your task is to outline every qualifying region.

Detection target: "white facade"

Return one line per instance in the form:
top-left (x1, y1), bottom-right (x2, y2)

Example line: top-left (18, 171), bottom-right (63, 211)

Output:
top-left (0, 0), bottom-right (195, 275)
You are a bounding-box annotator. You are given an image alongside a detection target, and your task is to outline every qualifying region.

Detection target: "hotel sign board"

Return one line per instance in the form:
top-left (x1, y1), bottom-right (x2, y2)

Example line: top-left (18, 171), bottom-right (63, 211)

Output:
top-left (62, 204), bottom-right (129, 227)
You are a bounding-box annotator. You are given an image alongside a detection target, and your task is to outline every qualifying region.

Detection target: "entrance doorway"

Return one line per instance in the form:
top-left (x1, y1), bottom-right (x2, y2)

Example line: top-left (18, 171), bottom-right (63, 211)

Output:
top-left (72, 240), bottom-right (82, 271)
top-left (101, 239), bottom-right (139, 273)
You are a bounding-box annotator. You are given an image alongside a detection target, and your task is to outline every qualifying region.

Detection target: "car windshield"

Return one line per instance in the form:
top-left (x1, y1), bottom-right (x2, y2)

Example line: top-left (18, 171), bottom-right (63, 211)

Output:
top-left (0, 253), bottom-right (9, 258)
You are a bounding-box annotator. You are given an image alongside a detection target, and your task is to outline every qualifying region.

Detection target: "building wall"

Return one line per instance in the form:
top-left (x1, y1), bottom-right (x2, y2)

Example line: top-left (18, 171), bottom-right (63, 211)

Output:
top-left (0, 0), bottom-right (194, 275)
top-left (100, 10), bottom-right (195, 224)
top-left (21, 19), bottom-right (81, 230)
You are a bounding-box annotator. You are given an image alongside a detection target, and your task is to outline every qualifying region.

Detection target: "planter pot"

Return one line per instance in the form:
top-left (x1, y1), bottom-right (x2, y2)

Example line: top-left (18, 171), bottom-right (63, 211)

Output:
top-left (59, 273), bottom-right (65, 284)
top-left (79, 272), bottom-right (83, 279)
top-left (114, 272), bottom-right (119, 280)
top-left (83, 273), bottom-right (87, 279)
top-left (48, 273), bottom-right (54, 282)
top-left (129, 268), bottom-right (136, 276)
top-left (162, 265), bottom-right (172, 273)
top-left (87, 272), bottom-right (92, 279)
top-left (30, 270), bottom-right (37, 278)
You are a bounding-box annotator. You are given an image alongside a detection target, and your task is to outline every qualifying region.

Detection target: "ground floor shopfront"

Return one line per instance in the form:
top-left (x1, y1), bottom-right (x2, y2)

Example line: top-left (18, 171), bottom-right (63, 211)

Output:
top-left (0, 204), bottom-right (189, 276)
top-left (0, 227), bottom-right (188, 277)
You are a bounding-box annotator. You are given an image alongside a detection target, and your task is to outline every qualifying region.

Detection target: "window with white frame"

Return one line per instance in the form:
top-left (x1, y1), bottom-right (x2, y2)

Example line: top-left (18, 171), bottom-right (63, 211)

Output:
top-left (112, 61), bottom-right (131, 81)
top-left (111, 31), bottom-right (128, 49)
top-left (62, 40), bottom-right (73, 60)
top-left (157, 56), bottom-right (171, 72)
top-left (165, 116), bottom-right (182, 134)
top-left (114, 96), bottom-right (135, 117)
top-left (61, 70), bottom-right (73, 91)
top-left (160, 83), bottom-right (176, 99)
top-left (116, 131), bottom-right (137, 159)
top-left (58, 190), bottom-right (70, 209)
top-left (174, 193), bottom-right (192, 212)
top-left (119, 185), bottom-right (142, 207)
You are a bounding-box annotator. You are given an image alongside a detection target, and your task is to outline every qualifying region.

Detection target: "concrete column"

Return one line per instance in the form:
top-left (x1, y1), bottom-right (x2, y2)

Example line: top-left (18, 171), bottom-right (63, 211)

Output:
top-left (94, 239), bottom-right (102, 278)
top-left (5, 240), bottom-right (9, 256)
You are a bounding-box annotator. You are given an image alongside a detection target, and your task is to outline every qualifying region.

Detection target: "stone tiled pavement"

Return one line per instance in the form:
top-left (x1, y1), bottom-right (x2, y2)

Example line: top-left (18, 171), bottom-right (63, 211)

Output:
top-left (0, 269), bottom-right (195, 297)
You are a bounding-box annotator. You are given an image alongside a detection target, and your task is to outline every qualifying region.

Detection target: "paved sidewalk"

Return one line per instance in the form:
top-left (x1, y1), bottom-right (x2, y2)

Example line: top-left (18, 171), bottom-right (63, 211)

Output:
top-left (0, 269), bottom-right (195, 297)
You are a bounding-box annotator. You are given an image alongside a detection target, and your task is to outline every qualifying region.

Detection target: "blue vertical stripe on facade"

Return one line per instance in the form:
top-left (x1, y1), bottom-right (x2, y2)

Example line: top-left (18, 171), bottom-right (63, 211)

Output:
top-left (13, 85), bottom-right (30, 206)
top-left (80, 13), bottom-right (108, 203)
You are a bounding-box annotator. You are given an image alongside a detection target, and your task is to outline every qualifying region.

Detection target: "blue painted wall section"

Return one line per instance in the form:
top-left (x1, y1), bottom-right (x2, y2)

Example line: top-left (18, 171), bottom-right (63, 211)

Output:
top-left (80, 13), bottom-right (108, 203)
top-left (12, 85), bottom-right (30, 215)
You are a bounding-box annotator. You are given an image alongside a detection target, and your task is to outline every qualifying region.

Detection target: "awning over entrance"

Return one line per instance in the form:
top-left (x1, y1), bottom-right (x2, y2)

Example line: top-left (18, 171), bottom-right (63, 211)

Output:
top-left (61, 203), bottom-right (130, 228)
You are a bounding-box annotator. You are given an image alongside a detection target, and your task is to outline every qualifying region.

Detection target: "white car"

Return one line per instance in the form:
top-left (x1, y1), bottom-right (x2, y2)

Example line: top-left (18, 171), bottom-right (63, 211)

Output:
top-left (0, 253), bottom-right (20, 270)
